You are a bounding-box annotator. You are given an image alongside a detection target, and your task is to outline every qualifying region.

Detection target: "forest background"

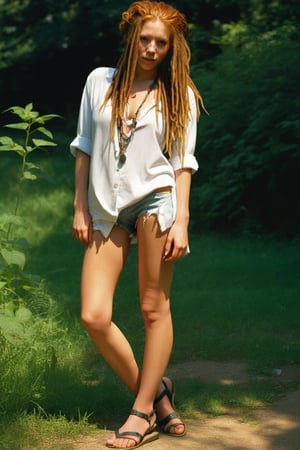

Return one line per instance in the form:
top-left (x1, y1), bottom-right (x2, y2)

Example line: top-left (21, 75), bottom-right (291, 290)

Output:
top-left (0, 0), bottom-right (299, 448)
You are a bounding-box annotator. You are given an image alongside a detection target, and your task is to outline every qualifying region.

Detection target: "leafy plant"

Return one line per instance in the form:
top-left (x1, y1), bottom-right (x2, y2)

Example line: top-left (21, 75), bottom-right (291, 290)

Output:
top-left (0, 103), bottom-right (61, 341)
top-left (191, 24), bottom-right (300, 236)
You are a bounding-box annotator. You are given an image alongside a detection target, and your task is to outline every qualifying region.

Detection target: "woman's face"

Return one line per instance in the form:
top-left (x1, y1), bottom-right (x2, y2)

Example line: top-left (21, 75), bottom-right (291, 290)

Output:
top-left (136, 19), bottom-right (171, 77)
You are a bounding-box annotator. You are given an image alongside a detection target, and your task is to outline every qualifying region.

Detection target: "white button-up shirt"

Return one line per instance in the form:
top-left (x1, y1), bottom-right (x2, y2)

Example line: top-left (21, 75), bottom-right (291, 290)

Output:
top-left (70, 67), bottom-right (198, 238)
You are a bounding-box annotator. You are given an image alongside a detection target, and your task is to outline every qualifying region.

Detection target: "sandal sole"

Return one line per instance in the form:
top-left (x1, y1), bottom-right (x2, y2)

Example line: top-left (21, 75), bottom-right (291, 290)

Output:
top-left (106, 430), bottom-right (159, 449)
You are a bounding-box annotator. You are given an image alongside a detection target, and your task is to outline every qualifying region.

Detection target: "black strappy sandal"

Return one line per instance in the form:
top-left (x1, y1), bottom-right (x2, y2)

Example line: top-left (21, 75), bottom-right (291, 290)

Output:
top-left (154, 377), bottom-right (186, 437)
top-left (106, 409), bottom-right (159, 449)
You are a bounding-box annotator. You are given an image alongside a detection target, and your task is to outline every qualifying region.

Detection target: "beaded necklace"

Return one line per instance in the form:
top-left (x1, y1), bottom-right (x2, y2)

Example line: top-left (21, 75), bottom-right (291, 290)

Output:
top-left (117, 80), bottom-right (156, 164)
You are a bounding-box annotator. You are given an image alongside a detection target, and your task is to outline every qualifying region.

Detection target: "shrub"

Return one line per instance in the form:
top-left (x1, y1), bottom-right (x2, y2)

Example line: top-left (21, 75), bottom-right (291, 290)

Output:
top-left (0, 104), bottom-right (71, 418)
top-left (191, 24), bottom-right (300, 237)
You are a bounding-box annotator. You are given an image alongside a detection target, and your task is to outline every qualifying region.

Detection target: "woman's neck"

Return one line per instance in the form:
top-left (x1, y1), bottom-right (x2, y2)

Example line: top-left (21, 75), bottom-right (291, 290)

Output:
top-left (134, 68), bottom-right (157, 83)
top-left (131, 73), bottom-right (157, 95)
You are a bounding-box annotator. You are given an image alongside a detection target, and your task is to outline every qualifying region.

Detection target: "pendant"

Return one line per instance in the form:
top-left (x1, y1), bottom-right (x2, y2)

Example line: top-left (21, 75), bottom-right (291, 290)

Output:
top-left (119, 152), bottom-right (126, 163)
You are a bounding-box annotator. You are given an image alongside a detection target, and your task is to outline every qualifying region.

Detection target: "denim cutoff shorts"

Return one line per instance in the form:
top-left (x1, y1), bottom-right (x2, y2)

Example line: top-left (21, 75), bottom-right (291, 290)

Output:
top-left (116, 190), bottom-right (174, 238)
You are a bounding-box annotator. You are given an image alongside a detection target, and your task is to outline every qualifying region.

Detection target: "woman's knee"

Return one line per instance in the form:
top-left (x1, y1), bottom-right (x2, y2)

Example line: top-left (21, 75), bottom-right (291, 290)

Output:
top-left (81, 308), bottom-right (112, 333)
top-left (140, 292), bottom-right (170, 324)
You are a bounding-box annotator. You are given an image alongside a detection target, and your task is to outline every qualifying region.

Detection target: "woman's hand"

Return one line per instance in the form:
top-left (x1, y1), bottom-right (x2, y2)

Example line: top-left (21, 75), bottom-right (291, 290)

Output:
top-left (164, 168), bottom-right (192, 261)
top-left (72, 209), bottom-right (92, 245)
top-left (73, 149), bottom-right (91, 244)
top-left (163, 221), bottom-right (188, 261)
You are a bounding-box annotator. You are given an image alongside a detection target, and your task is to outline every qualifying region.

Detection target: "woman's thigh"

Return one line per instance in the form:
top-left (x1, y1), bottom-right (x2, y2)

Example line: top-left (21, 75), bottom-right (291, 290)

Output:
top-left (136, 214), bottom-right (174, 305)
top-left (81, 226), bottom-right (130, 322)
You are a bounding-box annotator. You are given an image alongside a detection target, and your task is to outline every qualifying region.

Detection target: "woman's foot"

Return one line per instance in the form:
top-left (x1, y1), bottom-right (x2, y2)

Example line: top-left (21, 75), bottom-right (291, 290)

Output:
top-left (106, 409), bottom-right (158, 449)
top-left (154, 377), bottom-right (186, 437)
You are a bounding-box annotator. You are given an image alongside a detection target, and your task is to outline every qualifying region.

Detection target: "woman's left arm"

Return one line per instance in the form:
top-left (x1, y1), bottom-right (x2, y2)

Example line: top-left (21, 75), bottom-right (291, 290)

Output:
top-left (164, 168), bottom-right (192, 261)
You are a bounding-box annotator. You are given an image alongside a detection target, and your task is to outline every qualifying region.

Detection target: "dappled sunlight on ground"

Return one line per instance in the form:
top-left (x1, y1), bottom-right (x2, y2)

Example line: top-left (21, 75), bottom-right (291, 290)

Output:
top-left (36, 360), bottom-right (300, 450)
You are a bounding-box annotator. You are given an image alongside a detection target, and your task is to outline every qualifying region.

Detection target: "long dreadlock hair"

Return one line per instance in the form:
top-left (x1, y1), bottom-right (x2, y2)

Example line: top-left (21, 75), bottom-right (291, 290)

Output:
top-left (101, 1), bottom-right (204, 161)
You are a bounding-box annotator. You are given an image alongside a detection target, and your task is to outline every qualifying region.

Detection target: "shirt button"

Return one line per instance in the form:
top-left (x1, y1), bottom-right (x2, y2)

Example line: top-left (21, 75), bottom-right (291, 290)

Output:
top-left (113, 184), bottom-right (118, 189)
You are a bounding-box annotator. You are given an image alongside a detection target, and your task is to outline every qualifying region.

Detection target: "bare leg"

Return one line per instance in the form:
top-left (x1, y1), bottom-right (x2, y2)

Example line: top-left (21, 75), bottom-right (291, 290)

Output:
top-left (107, 214), bottom-right (174, 448)
top-left (136, 214), bottom-right (174, 408)
top-left (81, 227), bottom-right (140, 394)
top-left (82, 222), bottom-right (182, 448)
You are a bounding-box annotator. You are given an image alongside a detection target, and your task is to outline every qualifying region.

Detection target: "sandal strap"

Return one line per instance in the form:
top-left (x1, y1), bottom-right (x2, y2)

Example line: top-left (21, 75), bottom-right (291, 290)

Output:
top-left (115, 429), bottom-right (142, 442)
top-left (159, 411), bottom-right (186, 436)
top-left (130, 409), bottom-right (155, 425)
top-left (154, 379), bottom-right (173, 405)
top-left (154, 388), bottom-right (167, 405)
top-left (164, 421), bottom-right (186, 435)
top-left (158, 411), bottom-right (179, 428)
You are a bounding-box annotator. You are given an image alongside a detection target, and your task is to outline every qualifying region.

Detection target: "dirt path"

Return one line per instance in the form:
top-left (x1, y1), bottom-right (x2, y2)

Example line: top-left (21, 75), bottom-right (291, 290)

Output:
top-left (55, 361), bottom-right (300, 450)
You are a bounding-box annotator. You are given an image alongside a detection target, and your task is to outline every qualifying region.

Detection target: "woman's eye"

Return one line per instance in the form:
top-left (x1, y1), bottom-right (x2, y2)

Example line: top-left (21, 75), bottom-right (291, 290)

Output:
top-left (140, 36), bottom-right (148, 43)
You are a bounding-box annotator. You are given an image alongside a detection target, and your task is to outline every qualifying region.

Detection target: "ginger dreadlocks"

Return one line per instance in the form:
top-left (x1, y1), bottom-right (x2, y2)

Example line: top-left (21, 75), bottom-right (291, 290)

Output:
top-left (101, 1), bottom-right (204, 161)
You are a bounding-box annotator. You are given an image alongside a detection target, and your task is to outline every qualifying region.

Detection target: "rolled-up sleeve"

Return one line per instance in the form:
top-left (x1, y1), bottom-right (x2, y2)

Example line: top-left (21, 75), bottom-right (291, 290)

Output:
top-left (170, 88), bottom-right (199, 173)
top-left (70, 75), bottom-right (93, 157)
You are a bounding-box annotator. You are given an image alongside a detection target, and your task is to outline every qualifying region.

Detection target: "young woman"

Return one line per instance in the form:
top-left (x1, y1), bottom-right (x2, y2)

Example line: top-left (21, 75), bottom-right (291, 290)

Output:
top-left (71, 1), bottom-right (203, 448)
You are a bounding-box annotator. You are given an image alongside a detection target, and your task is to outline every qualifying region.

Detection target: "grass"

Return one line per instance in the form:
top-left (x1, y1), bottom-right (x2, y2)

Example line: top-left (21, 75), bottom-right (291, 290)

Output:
top-left (0, 142), bottom-right (300, 447)
top-left (171, 234), bottom-right (300, 369)
top-left (0, 410), bottom-right (98, 450)
top-left (178, 375), bottom-right (296, 417)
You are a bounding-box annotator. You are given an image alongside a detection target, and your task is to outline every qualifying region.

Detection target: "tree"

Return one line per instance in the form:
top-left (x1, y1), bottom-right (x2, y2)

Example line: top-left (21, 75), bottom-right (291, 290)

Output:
top-left (191, 20), bottom-right (300, 236)
top-left (0, 0), bottom-right (131, 111)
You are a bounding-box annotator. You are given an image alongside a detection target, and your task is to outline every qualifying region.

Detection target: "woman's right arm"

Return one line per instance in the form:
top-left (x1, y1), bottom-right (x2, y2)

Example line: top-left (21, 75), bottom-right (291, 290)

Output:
top-left (72, 149), bottom-right (92, 244)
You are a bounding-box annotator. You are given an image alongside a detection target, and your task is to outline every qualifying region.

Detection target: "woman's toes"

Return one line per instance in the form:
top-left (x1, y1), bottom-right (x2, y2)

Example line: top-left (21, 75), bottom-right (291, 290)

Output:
top-left (173, 422), bottom-right (185, 435)
top-left (106, 435), bottom-right (135, 448)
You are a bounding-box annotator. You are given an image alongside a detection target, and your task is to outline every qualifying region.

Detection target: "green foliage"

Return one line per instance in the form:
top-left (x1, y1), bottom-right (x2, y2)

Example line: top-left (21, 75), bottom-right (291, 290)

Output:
top-left (0, 104), bottom-right (87, 429)
top-left (0, 104), bottom-right (61, 253)
top-left (192, 24), bottom-right (300, 235)
top-left (0, 106), bottom-right (60, 347)
top-left (0, 103), bottom-right (60, 157)
top-left (0, 103), bottom-right (60, 350)
top-left (0, 285), bottom-right (65, 416)
top-left (0, 410), bottom-right (97, 450)
top-left (0, 0), bottom-right (131, 70)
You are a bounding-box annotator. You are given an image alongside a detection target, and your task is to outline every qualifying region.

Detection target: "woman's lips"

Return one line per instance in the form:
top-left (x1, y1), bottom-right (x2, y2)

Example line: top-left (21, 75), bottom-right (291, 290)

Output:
top-left (143, 57), bottom-right (155, 63)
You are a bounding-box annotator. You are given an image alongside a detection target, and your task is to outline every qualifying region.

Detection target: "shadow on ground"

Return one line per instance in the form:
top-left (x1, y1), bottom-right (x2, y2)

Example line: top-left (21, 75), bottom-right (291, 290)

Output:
top-left (37, 360), bottom-right (300, 450)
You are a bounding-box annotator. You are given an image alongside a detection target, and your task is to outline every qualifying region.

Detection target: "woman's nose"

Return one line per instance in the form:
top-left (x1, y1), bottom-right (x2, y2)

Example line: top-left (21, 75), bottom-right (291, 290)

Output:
top-left (147, 40), bottom-right (156, 53)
